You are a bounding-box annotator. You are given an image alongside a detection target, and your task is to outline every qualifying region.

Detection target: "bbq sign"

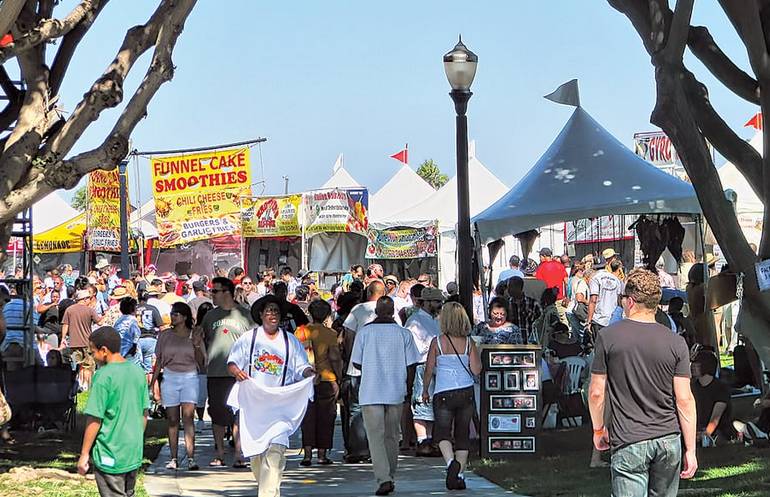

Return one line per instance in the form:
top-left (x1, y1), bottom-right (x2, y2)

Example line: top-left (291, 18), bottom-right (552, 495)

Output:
top-left (86, 169), bottom-right (123, 251)
top-left (150, 148), bottom-right (252, 247)
top-left (241, 195), bottom-right (302, 238)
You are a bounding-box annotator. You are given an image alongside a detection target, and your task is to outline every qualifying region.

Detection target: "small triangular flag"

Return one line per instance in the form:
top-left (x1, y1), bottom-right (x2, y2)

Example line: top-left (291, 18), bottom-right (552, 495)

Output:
top-left (544, 79), bottom-right (580, 107)
top-left (744, 112), bottom-right (763, 131)
top-left (389, 145), bottom-right (408, 165)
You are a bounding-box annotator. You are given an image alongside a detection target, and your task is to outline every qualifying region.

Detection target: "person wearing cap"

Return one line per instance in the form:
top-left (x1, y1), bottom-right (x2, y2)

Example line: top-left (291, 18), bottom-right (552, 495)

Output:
top-left (535, 248), bottom-right (568, 300)
top-left (497, 255), bottom-right (525, 285)
top-left (147, 280), bottom-right (172, 329)
top-left (60, 289), bottom-right (103, 390)
top-left (100, 285), bottom-right (132, 328)
top-left (227, 294), bottom-right (314, 496)
top-left (601, 248), bottom-right (625, 280)
top-left (351, 296), bottom-right (421, 496)
top-left (404, 286), bottom-right (444, 457)
top-left (365, 264), bottom-right (385, 286)
top-left (586, 256), bottom-right (625, 349)
top-left (188, 280), bottom-right (212, 317)
top-left (384, 275), bottom-right (399, 297)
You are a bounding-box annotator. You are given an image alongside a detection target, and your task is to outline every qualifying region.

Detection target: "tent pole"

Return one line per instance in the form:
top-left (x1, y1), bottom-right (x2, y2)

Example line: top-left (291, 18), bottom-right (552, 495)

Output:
top-left (697, 214), bottom-right (719, 354)
top-left (474, 226), bottom-right (489, 322)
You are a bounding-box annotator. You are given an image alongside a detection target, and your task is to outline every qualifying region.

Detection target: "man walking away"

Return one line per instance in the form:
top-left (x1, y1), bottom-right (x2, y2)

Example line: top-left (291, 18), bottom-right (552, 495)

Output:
top-left (585, 258), bottom-right (624, 350)
top-left (588, 269), bottom-right (697, 497)
top-left (534, 248), bottom-right (567, 299)
top-left (352, 297), bottom-right (421, 496)
top-left (78, 327), bottom-right (148, 497)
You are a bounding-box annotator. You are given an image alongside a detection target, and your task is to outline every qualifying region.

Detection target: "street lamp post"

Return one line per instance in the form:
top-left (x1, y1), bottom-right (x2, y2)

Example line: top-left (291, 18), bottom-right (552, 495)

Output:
top-left (444, 36), bottom-right (477, 318)
top-left (118, 159), bottom-right (130, 277)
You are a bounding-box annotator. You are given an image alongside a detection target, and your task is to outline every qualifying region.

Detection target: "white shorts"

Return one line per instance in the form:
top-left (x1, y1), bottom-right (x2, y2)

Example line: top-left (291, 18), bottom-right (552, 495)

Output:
top-left (161, 370), bottom-right (199, 408)
top-left (196, 373), bottom-right (208, 408)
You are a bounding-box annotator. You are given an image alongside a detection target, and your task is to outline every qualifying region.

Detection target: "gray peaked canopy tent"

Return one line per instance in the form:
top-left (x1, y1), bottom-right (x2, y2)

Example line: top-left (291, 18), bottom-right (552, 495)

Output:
top-left (472, 83), bottom-right (702, 246)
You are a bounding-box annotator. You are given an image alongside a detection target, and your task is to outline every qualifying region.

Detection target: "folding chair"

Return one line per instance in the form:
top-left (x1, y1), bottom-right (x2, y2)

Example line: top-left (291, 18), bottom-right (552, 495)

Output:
top-left (558, 356), bottom-right (588, 427)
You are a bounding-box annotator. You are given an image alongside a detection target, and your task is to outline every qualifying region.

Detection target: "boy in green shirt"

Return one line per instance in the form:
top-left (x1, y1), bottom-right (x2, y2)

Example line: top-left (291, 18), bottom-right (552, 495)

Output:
top-left (78, 326), bottom-right (149, 497)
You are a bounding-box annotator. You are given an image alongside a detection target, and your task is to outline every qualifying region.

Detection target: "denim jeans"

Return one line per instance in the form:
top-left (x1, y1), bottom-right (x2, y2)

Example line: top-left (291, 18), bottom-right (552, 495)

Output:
top-left (138, 337), bottom-right (156, 373)
top-left (610, 433), bottom-right (681, 497)
top-left (433, 386), bottom-right (474, 450)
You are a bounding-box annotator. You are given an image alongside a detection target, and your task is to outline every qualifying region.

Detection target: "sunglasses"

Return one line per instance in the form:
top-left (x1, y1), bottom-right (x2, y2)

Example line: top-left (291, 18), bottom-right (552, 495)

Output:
top-left (242, 281), bottom-right (253, 285)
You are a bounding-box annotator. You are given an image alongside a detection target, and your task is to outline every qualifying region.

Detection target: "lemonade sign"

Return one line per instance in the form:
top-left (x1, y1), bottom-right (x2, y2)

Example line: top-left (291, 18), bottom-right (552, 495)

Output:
top-left (241, 195), bottom-right (302, 238)
top-left (151, 148), bottom-right (252, 247)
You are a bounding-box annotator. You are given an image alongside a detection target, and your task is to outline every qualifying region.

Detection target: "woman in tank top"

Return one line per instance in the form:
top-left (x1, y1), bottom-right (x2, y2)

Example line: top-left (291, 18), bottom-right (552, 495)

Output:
top-left (421, 302), bottom-right (481, 491)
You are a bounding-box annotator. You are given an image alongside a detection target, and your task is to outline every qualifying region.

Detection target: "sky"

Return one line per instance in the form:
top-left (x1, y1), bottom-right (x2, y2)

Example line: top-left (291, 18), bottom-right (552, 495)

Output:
top-left (47, 1), bottom-right (759, 205)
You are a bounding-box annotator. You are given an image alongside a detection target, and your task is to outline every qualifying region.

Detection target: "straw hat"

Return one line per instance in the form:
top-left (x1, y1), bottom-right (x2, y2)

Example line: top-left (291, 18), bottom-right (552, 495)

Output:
top-left (110, 286), bottom-right (131, 300)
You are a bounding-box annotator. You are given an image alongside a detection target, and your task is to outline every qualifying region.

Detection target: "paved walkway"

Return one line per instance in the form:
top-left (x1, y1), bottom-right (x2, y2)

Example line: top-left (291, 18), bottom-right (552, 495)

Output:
top-left (145, 421), bottom-right (519, 496)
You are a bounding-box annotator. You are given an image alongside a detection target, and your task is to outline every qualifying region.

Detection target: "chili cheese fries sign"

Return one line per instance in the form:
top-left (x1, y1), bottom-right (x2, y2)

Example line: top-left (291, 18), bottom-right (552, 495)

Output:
top-left (151, 148), bottom-right (252, 247)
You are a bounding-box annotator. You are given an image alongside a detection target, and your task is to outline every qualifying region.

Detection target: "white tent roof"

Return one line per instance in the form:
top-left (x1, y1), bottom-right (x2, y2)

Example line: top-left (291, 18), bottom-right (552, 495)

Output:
top-left (370, 165), bottom-right (435, 221)
top-left (321, 153), bottom-right (362, 189)
top-left (129, 198), bottom-right (159, 238)
top-left (382, 143), bottom-right (508, 230)
top-left (33, 192), bottom-right (78, 234)
top-left (718, 131), bottom-right (763, 215)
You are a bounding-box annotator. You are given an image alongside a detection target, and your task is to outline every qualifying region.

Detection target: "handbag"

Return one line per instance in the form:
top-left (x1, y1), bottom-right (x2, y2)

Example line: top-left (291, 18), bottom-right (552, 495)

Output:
top-left (573, 302), bottom-right (589, 322)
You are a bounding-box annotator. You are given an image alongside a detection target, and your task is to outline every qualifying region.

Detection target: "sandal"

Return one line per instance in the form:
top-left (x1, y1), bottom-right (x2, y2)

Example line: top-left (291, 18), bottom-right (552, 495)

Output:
top-left (187, 458), bottom-right (199, 471)
top-left (232, 460), bottom-right (248, 469)
top-left (209, 458), bottom-right (226, 467)
top-left (300, 458), bottom-right (312, 467)
top-left (165, 458), bottom-right (178, 470)
top-left (318, 458), bottom-right (333, 465)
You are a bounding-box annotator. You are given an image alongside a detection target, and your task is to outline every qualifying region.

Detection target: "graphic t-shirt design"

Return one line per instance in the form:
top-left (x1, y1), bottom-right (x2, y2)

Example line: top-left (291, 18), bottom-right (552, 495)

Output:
top-left (253, 348), bottom-right (285, 376)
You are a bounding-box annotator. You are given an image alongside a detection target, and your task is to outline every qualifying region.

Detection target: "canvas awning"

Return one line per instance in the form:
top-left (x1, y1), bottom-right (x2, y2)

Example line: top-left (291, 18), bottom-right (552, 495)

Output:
top-left (32, 213), bottom-right (86, 253)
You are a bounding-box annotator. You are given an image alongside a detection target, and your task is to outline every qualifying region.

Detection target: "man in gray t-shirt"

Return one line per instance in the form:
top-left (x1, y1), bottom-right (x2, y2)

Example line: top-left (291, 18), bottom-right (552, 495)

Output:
top-left (586, 259), bottom-right (624, 347)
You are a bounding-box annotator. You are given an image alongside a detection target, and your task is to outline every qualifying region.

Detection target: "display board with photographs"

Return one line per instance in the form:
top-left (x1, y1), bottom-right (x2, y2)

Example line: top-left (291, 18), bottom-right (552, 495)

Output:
top-left (480, 344), bottom-right (542, 458)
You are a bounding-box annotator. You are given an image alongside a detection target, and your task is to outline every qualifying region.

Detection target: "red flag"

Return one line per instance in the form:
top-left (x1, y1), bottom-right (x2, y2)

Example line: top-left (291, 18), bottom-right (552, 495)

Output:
top-left (745, 112), bottom-right (763, 131)
top-left (389, 145), bottom-right (408, 165)
top-left (0, 34), bottom-right (13, 48)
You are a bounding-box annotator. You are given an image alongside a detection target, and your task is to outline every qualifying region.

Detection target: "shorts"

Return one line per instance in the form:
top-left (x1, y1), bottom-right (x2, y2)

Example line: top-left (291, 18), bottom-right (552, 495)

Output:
top-left (197, 374), bottom-right (208, 408)
top-left (207, 376), bottom-right (236, 426)
top-left (160, 370), bottom-right (199, 408)
top-left (411, 363), bottom-right (435, 421)
top-left (70, 347), bottom-right (95, 371)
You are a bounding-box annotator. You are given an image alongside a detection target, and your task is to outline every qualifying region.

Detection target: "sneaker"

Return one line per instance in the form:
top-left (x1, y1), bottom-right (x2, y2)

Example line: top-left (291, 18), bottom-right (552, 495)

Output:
top-left (165, 458), bottom-right (178, 470)
top-left (415, 440), bottom-right (433, 457)
top-left (375, 481), bottom-right (395, 496)
top-left (745, 421), bottom-right (769, 440)
top-left (187, 458), bottom-right (199, 471)
top-left (195, 419), bottom-right (205, 433)
top-left (455, 477), bottom-right (467, 490)
top-left (446, 460), bottom-right (460, 490)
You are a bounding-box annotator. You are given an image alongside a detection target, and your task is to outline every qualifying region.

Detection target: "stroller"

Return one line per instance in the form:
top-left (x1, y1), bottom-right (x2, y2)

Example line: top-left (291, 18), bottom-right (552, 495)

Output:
top-left (3, 365), bottom-right (78, 431)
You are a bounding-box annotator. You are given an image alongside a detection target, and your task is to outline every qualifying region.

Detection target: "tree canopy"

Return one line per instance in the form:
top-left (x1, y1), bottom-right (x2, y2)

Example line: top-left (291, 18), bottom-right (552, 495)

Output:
top-left (416, 159), bottom-right (449, 190)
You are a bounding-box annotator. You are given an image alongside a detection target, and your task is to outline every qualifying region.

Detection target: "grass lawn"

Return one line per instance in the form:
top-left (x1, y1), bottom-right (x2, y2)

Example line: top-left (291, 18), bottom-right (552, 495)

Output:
top-left (0, 391), bottom-right (167, 497)
top-left (474, 397), bottom-right (769, 497)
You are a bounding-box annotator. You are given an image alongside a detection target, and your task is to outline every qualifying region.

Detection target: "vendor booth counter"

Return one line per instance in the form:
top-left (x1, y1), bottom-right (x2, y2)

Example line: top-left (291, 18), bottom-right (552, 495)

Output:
top-left (480, 344), bottom-right (543, 458)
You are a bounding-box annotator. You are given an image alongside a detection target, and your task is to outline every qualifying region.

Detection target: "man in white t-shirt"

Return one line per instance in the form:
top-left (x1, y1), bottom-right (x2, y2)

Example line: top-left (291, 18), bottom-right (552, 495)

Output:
top-left (404, 287), bottom-right (444, 456)
top-left (228, 295), bottom-right (313, 497)
top-left (352, 296), bottom-right (421, 496)
top-left (586, 258), bottom-right (624, 349)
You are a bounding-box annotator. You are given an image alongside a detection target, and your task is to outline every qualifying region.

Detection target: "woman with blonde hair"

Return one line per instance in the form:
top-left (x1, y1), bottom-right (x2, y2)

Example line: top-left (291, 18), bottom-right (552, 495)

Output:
top-left (123, 279), bottom-right (138, 299)
top-left (421, 302), bottom-right (481, 490)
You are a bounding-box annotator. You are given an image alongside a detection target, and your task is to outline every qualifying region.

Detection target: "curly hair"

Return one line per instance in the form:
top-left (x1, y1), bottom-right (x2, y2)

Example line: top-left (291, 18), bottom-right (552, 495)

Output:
top-left (624, 268), bottom-right (661, 310)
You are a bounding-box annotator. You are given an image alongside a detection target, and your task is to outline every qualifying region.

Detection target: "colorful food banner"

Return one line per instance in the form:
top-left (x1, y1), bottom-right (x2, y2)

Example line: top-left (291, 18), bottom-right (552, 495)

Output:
top-left (366, 223), bottom-right (438, 259)
top-left (33, 213), bottom-right (86, 253)
top-left (241, 195), bottom-right (302, 238)
top-left (151, 147), bottom-right (252, 247)
top-left (304, 188), bottom-right (368, 236)
top-left (86, 169), bottom-right (123, 251)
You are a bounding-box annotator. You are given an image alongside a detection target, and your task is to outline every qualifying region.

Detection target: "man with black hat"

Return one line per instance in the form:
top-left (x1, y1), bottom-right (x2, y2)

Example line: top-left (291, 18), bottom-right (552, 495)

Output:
top-left (228, 294), bottom-right (313, 497)
top-left (535, 248), bottom-right (568, 300)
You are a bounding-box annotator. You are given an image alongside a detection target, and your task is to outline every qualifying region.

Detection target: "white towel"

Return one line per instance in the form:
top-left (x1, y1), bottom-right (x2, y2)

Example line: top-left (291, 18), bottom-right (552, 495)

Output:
top-left (227, 376), bottom-right (314, 457)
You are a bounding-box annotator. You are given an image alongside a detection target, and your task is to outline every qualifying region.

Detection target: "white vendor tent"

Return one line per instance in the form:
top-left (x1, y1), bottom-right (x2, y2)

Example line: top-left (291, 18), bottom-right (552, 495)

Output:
top-left (718, 131), bottom-right (763, 245)
top-left (321, 154), bottom-right (362, 189)
top-left (473, 105), bottom-right (702, 245)
top-left (32, 192), bottom-right (78, 234)
top-left (370, 164), bottom-right (434, 221)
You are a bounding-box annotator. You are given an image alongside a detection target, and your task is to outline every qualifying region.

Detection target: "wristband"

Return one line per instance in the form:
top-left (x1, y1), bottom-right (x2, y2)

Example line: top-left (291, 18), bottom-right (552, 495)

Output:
top-left (593, 427), bottom-right (605, 435)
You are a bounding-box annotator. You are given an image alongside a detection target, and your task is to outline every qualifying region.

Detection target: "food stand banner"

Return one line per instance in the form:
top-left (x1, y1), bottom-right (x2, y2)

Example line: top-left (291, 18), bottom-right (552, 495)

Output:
top-left (33, 213), bottom-right (86, 253)
top-left (365, 223), bottom-right (438, 259)
top-left (151, 147), bottom-right (252, 247)
top-left (86, 169), bottom-right (123, 251)
top-left (241, 195), bottom-right (302, 238)
top-left (304, 188), bottom-right (368, 236)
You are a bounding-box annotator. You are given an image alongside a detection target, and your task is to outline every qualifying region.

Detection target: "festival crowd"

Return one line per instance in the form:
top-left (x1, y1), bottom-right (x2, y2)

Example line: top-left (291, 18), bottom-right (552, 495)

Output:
top-left (0, 249), bottom-right (768, 497)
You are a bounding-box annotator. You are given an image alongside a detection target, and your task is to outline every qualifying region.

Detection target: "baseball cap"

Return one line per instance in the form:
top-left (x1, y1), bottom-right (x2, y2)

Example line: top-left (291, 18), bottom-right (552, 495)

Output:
top-left (539, 247), bottom-right (552, 257)
top-left (192, 281), bottom-right (206, 292)
top-left (602, 248), bottom-right (618, 260)
top-left (420, 287), bottom-right (445, 302)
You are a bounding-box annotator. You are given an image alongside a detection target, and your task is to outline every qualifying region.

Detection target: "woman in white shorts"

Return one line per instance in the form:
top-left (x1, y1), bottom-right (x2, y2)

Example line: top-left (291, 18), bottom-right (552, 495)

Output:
top-left (150, 302), bottom-right (207, 471)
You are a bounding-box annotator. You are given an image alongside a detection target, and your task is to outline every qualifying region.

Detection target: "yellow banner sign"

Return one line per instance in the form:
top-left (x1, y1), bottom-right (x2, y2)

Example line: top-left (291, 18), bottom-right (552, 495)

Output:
top-left (151, 148), bottom-right (252, 247)
top-left (86, 169), bottom-right (123, 251)
top-left (241, 195), bottom-right (302, 238)
top-left (33, 213), bottom-right (86, 253)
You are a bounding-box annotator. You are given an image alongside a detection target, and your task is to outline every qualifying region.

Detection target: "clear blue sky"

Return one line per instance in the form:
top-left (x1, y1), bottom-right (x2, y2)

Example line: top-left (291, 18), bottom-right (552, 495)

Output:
top-left (55, 1), bottom-right (757, 205)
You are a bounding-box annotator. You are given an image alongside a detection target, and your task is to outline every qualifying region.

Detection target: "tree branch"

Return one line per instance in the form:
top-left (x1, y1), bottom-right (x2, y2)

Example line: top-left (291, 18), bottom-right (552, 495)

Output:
top-left (718, 1), bottom-right (770, 78)
top-left (688, 26), bottom-right (760, 104)
top-left (0, 0), bottom-right (198, 225)
top-left (661, 0), bottom-right (693, 63)
top-left (0, 0), bottom-right (99, 65)
top-left (49, 0), bottom-right (109, 96)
